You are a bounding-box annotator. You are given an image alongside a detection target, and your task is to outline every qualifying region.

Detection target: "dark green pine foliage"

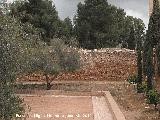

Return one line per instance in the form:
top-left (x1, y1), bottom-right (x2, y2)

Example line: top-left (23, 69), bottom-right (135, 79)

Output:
top-left (63, 17), bottom-right (73, 38)
top-left (57, 17), bottom-right (73, 39)
top-left (10, 0), bottom-right (60, 44)
top-left (74, 0), bottom-right (126, 49)
top-left (74, 0), bottom-right (145, 50)
top-left (128, 26), bottom-right (136, 50)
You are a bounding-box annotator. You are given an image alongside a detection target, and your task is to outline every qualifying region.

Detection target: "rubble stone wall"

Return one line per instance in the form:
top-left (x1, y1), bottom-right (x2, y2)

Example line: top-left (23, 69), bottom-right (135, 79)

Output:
top-left (18, 48), bottom-right (136, 82)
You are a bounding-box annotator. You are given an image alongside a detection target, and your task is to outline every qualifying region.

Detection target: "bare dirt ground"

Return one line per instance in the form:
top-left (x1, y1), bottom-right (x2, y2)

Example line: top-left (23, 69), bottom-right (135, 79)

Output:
top-left (16, 48), bottom-right (160, 120)
top-left (21, 96), bottom-right (94, 120)
top-left (17, 81), bottom-right (160, 120)
top-left (20, 95), bottom-right (114, 120)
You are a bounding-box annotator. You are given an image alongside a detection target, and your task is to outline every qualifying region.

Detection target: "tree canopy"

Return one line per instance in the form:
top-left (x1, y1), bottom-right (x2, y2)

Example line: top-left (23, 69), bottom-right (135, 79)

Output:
top-left (10, 0), bottom-right (62, 44)
top-left (74, 0), bottom-right (145, 49)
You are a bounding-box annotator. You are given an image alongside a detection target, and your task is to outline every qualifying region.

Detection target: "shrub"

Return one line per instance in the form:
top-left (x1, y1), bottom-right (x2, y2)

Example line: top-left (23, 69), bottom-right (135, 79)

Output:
top-left (15, 83), bottom-right (46, 90)
top-left (50, 39), bottom-right (80, 72)
top-left (59, 50), bottom-right (80, 72)
top-left (146, 89), bottom-right (160, 110)
top-left (0, 16), bottom-right (30, 119)
top-left (127, 74), bottom-right (137, 84)
top-left (0, 83), bottom-right (25, 120)
top-left (137, 81), bottom-right (147, 93)
top-left (63, 37), bottom-right (79, 48)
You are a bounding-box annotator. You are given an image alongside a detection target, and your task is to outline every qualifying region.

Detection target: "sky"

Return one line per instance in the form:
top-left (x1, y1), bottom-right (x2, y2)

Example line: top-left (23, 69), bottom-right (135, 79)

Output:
top-left (6, 0), bottom-right (149, 28)
top-left (53, 0), bottom-right (149, 28)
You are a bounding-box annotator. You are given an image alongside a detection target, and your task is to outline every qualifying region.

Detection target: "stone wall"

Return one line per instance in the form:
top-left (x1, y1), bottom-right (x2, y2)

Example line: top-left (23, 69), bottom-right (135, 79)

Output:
top-left (18, 48), bottom-right (136, 82)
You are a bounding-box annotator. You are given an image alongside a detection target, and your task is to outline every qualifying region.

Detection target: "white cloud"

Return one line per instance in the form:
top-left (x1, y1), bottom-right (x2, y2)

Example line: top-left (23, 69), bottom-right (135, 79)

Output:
top-left (126, 9), bottom-right (149, 29)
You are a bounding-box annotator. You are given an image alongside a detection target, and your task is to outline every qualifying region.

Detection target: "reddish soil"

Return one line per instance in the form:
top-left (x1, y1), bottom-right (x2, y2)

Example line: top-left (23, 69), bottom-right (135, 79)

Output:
top-left (17, 81), bottom-right (160, 120)
top-left (21, 96), bottom-right (94, 120)
top-left (17, 48), bottom-right (136, 82)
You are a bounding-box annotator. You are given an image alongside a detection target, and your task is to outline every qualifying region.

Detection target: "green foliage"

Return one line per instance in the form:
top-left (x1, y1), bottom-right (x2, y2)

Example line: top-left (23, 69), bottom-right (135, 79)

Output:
top-left (127, 26), bottom-right (136, 50)
top-left (25, 39), bottom-right (80, 89)
top-left (146, 89), bottom-right (160, 109)
top-left (10, 0), bottom-right (77, 46)
top-left (146, 46), bottom-right (154, 91)
top-left (0, 83), bottom-right (25, 120)
top-left (50, 39), bottom-right (80, 72)
top-left (28, 51), bottom-right (60, 75)
top-left (143, 0), bottom-right (160, 91)
top-left (26, 48), bottom-right (60, 90)
top-left (124, 16), bottom-right (145, 50)
top-left (74, 0), bottom-right (120, 49)
top-left (148, 0), bottom-right (160, 47)
top-left (0, 38), bottom-right (20, 83)
top-left (136, 19), bottom-right (144, 92)
top-left (74, 0), bottom-right (145, 49)
top-left (60, 50), bottom-right (80, 72)
top-left (127, 74), bottom-right (137, 84)
top-left (63, 37), bottom-right (79, 48)
top-left (137, 81), bottom-right (147, 93)
top-left (143, 39), bottom-right (147, 76)
top-left (57, 17), bottom-right (73, 39)
top-left (0, 16), bottom-right (26, 117)
top-left (0, 15), bottom-right (43, 119)
top-left (10, 0), bottom-right (61, 44)
top-left (15, 83), bottom-right (46, 90)
top-left (152, 0), bottom-right (160, 76)
top-left (0, 16), bottom-right (32, 81)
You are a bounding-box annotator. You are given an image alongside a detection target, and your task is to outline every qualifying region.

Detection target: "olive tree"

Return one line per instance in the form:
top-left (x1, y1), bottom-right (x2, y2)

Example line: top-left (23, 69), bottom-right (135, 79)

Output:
top-left (0, 14), bottom-right (43, 119)
top-left (28, 51), bottom-right (60, 90)
top-left (27, 39), bottom-right (80, 90)
top-left (0, 16), bottom-right (25, 120)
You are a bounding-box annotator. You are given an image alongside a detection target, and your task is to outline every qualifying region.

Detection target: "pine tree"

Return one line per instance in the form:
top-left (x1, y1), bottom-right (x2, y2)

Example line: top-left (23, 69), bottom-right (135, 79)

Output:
top-left (74, 0), bottom-right (145, 49)
top-left (10, 0), bottom-right (60, 44)
top-left (128, 26), bottom-right (136, 50)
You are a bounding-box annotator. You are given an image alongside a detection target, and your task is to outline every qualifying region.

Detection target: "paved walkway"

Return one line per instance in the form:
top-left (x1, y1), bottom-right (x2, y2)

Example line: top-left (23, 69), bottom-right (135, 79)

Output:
top-left (92, 96), bottom-right (113, 120)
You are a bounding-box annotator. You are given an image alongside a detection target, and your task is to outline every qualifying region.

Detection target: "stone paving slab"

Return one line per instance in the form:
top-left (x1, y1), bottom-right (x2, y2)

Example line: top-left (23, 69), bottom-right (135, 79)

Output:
top-left (92, 96), bottom-right (113, 120)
